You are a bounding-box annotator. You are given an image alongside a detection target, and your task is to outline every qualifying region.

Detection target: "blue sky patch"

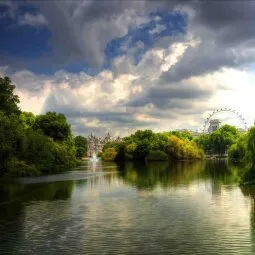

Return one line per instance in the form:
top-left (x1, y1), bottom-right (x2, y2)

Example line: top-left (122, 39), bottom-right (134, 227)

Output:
top-left (105, 11), bottom-right (187, 66)
top-left (0, 4), bottom-right (187, 75)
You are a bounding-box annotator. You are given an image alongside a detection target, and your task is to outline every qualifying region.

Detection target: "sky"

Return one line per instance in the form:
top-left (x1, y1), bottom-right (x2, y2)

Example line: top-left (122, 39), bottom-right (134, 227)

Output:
top-left (0, 0), bottom-right (255, 136)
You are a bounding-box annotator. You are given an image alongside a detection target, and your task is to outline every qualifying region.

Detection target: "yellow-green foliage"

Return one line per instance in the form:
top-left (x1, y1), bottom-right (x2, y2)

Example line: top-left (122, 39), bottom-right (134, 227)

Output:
top-left (168, 135), bottom-right (204, 160)
top-left (102, 147), bottom-right (117, 161)
top-left (101, 130), bottom-right (205, 162)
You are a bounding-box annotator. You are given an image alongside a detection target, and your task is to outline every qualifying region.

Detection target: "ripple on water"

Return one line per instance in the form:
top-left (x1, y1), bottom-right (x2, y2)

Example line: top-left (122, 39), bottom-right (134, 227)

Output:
top-left (0, 161), bottom-right (254, 254)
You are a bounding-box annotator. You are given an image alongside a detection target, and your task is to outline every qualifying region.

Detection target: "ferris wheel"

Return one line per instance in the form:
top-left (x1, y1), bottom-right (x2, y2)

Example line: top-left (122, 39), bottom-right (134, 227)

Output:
top-left (202, 108), bottom-right (248, 133)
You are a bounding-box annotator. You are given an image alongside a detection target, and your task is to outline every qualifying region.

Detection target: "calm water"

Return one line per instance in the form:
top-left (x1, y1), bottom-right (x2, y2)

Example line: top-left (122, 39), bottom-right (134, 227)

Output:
top-left (1, 160), bottom-right (255, 254)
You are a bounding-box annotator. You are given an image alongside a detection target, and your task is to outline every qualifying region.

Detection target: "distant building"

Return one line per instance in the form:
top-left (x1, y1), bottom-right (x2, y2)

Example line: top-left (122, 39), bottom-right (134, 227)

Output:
top-left (87, 132), bottom-right (121, 157)
top-left (208, 119), bottom-right (221, 133)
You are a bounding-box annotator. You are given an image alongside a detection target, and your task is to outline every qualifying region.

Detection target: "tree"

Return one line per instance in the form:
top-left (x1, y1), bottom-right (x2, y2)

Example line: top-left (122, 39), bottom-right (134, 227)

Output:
top-left (170, 130), bottom-right (193, 141)
top-left (33, 112), bottom-right (71, 142)
top-left (74, 136), bottom-right (87, 158)
top-left (228, 133), bottom-right (247, 161)
top-left (0, 76), bottom-right (20, 115)
top-left (20, 112), bottom-right (36, 129)
top-left (146, 150), bottom-right (169, 161)
top-left (195, 134), bottom-right (211, 154)
top-left (125, 130), bottom-right (157, 160)
top-left (0, 112), bottom-right (24, 173)
top-left (247, 127), bottom-right (255, 167)
top-left (102, 148), bottom-right (117, 161)
top-left (167, 135), bottom-right (204, 160)
top-left (209, 125), bottom-right (239, 156)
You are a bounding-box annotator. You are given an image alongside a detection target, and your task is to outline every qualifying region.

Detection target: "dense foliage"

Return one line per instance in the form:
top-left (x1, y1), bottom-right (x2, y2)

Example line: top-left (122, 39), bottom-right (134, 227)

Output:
top-left (0, 76), bottom-right (20, 115)
top-left (195, 124), bottom-right (255, 182)
top-left (102, 148), bottom-right (117, 161)
top-left (74, 136), bottom-right (87, 158)
top-left (101, 130), bottom-right (204, 162)
top-left (0, 76), bottom-right (80, 177)
top-left (196, 125), bottom-right (240, 156)
top-left (146, 150), bottom-right (169, 161)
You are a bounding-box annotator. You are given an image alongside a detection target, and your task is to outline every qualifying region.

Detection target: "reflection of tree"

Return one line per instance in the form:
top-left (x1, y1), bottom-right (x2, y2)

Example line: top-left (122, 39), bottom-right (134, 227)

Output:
top-left (118, 161), bottom-right (205, 190)
top-left (201, 160), bottom-right (243, 194)
top-left (118, 160), bottom-right (244, 192)
top-left (240, 185), bottom-right (255, 253)
top-left (0, 180), bottom-right (75, 253)
top-left (0, 181), bottom-right (75, 220)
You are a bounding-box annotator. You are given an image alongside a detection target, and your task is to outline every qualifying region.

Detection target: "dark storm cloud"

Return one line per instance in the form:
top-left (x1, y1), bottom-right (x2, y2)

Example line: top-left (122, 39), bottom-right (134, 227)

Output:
top-left (159, 1), bottom-right (255, 83)
top-left (160, 41), bottom-right (255, 84)
top-left (127, 84), bottom-right (212, 109)
top-left (194, 1), bottom-right (255, 45)
top-left (4, 1), bottom-right (255, 75)
top-left (37, 1), bottom-right (149, 68)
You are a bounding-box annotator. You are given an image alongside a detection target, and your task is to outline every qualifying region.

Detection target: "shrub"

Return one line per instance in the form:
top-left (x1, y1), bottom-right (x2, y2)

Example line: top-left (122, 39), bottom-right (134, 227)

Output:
top-left (167, 135), bottom-right (204, 160)
top-left (102, 147), bottom-right (117, 161)
top-left (5, 157), bottom-right (39, 177)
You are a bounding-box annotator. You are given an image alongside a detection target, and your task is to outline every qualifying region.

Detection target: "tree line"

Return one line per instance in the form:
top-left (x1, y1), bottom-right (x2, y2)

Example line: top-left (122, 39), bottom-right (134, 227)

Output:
top-left (101, 129), bottom-right (204, 162)
top-left (0, 76), bottom-right (87, 177)
top-left (101, 123), bottom-right (255, 181)
top-left (1, 75), bottom-right (255, 180)
top-left (196, 124), bottom-right (255, 181)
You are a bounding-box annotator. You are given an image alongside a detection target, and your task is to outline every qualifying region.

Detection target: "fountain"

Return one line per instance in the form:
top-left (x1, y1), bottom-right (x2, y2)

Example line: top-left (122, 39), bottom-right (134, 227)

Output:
top-left (89, 152), bottom-right (99, 162)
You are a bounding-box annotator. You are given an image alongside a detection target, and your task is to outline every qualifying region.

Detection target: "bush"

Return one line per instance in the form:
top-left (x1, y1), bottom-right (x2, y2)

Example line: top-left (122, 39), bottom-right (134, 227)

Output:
top-left (5, 157), bottom-right (39, 177)
top-left (102, 147), bottom-right (117, 161)
top-left (146, 150), bottom-right (169, 161)
top-left (51, 142), bottom-right (77, 171)
top-left (167, 135), bottom-right (204, 160)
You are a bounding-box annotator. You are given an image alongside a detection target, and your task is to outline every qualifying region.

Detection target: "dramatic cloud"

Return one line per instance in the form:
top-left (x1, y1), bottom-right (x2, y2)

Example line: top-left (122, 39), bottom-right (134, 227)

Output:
top-left (38, 1), bottom-right (150, 67)
top-left (1, 1), bottom-right (255, 135)
top-left (159, 1), bottom-right (255, 83)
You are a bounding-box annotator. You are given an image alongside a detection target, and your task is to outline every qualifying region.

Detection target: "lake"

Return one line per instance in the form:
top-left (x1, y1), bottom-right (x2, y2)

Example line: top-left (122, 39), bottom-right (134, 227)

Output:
top-left (1, 160), bottom-right (255, 254)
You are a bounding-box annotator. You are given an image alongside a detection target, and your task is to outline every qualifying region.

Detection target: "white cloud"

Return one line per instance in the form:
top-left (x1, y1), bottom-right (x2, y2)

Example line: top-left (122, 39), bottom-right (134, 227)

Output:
top-left (2, 1), bottom-right (255, 135)
top-left (2, 35), bottom-right (254, 136)
top-left (149, 23), bottom-right (166, 35)
top-left (18, 13), bottom-right (48, 27)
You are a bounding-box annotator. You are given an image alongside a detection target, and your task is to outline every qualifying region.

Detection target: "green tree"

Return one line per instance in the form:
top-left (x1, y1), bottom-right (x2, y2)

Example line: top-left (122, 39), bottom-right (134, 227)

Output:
top-left (0, 112), bottom-right (24, 173)
top-left (124, 130), bottom-right (158, 160)
top-left (228, 133), bottom-right (247, 161)
top-left (102, 147), bottom-right (117, 161)
top-left (33, 112), bottom-right (71, 142)
top-left (74, 136), bottom-right (87, 158)
top-left (146, 150), bottom-right (169, 161)
top-left (0, 76), bottom-right (20, 115)
top-left (209, 125), bottom-right (239, 156)
top-left (247, 127), bottom-right (255, 167)
top-left (20, 112), bottom-right (36, 129)
top-left (195, 134), bottom-right (211, 154)
top-left (170, 130), bottom-right (193, 141)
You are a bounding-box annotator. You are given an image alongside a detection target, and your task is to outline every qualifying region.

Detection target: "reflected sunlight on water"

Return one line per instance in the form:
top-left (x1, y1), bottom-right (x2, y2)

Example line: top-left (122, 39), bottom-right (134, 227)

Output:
top-left (0, 160), bottom-right (255, 254)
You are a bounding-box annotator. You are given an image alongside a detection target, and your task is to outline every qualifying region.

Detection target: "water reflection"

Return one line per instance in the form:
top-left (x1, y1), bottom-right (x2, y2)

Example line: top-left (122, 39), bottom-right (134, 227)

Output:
top-left (0, 181), bottom-right (75, 220)
top-left (240, 185), bottom-right (255, 253)
top-left (118, 160), bottom-right (242, 191)
top-left (0, 160), bottom-right (254, 254)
